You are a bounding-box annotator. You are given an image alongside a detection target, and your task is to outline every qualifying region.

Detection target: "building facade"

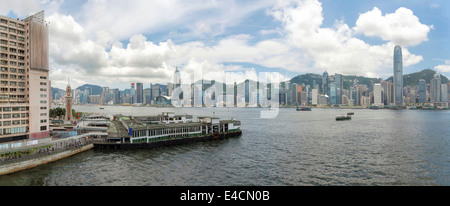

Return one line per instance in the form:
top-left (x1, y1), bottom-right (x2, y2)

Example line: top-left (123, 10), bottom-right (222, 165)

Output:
top-left (393, 45), bottom-right (403, 106)
top-left (418, 79), bottom-right (426, 103)
top-left (0, 11), bottom-right (50, 142)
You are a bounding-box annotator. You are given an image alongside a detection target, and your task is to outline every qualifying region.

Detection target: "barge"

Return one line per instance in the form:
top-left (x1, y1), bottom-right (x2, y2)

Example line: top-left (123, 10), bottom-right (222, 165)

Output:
top-left (94, 112), bottom-right (242, 149)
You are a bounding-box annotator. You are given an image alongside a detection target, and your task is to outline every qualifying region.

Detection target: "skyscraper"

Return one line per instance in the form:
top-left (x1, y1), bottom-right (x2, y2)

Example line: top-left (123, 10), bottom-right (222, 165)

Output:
top-left (0, 11), bottom-right (50, 142)
top-left (322, 71), bottom-right (329, 96)
top-left (330, 82), bottom-right (336, 105)
top-left (373, 83), bottom-right (382, 106)
top-left (136, 82), bottom-right (143, 103)
top-left (418, 79), bottom-right (426, 103)
top-left (393, 45), bottom-right (403, 106)
top-left (335, 74), bottom-right (343, 105)
top-left (430, 72), bottom-right (441, 104)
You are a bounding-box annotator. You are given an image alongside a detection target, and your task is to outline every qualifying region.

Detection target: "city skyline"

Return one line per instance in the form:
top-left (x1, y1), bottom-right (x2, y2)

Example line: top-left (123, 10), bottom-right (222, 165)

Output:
top-left (2, 0), bottom-right (449, 90)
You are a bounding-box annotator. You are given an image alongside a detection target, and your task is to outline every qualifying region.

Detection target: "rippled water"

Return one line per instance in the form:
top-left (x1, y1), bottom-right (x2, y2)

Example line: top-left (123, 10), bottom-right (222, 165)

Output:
top-left (0, 106), bottom-right (449, 185)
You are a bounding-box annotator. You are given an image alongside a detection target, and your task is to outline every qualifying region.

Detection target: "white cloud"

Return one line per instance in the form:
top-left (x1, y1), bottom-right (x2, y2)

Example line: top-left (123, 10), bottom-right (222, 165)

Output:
top-left (354, 7), bottom-right (432, 47)
top-left (435, 60), bottom-right (450, 73)
top-left (40, 0), bottom-right (433, 89)
top-left (0, 0), bottom-right (41, 17)
top-left (269, 0), bottom-right (428, 77)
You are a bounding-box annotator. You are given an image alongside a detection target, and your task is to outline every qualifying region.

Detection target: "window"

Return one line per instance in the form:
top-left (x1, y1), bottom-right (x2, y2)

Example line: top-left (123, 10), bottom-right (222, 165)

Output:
top-left (40, 126), bottom-right (47, 131)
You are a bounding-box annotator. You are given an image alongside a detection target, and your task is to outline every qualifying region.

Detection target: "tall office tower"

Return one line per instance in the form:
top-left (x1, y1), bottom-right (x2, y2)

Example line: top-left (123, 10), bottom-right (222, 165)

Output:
top-left (409, 89), bottom-right (416, 104)
top-left (130, 83), bottom-right (135, 103)
top-left (335, 74), bottom-right (343, 105)
top-left (418, 79), bottom-right (426, 103)
top-left (311, 88), bottom-right (318, 105)
top-left (0, 11), bottom-right (50, 142)
top-left (430, 72), bottom-right (441, 104)
top-left (322, 71), bottom-right (329, 95)
top-left (290, 83), bottom-right (298, 105)
top-left (173, 67), bottom-right (181, 86)
top-left (441, 84), bottom-right (448, 103)
top-left (393, 45), bottom-right (403, 106)
top-left (136, 82), bottom-right (143, 103)
top-left (373, 83), bottom-right (382, 106)
top-left (143, 88), bottom-right (152, 104)
top-left (330, 82), bottom-right (336, 105)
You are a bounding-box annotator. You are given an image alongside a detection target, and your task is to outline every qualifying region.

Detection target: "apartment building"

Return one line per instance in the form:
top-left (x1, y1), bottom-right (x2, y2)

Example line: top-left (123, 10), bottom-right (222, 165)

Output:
top-left (0, 11), bottom-right (50, 143)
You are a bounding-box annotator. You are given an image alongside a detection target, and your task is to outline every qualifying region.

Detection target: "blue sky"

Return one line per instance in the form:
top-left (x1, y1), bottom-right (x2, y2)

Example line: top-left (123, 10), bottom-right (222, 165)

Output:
top-left (2, 0), bottom-right (449, 89)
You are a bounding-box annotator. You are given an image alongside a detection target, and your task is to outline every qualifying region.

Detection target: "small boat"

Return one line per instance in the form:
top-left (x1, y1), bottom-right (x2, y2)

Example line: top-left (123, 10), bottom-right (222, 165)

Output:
top-left (347, 112), bottom-right (354, 115)
top-left (336, 115), bottom-right (351, 121)
top-left (99, 107), bottom-right (104, 109)
top-left (296, 102), bottom-right (311, 111)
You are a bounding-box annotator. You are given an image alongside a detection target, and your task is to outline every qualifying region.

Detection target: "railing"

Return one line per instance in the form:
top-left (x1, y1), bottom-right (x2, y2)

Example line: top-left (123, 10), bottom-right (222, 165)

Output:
top-left (0, 133), bottom-right (106, 166)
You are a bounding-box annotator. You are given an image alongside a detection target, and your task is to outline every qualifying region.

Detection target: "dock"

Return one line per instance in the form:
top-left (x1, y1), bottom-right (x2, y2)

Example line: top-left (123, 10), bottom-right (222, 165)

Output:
top-left (95, 112), bottom-right (242, 149)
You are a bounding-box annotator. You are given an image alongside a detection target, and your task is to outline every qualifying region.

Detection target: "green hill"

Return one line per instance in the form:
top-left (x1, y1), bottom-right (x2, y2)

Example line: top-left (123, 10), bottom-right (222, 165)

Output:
top-left (385, 69), bottom-right (449, 86)
top-left (76, 84), bottom-right (103, 95)
top-left (288, 69), bottom-right (449, 92)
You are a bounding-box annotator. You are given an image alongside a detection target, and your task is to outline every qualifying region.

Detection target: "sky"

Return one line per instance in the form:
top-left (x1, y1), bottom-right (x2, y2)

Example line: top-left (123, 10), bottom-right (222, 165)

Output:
top-left (1, 0), bottom-right (449, 90)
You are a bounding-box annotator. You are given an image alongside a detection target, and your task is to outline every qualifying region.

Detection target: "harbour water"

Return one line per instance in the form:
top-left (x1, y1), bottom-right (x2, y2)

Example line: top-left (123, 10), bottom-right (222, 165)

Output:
top-left (0, 106), bottom-right (449, 186)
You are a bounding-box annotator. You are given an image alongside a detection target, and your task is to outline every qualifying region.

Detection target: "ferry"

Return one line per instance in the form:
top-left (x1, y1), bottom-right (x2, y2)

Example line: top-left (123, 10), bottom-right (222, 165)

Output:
top-left (336, 115), bottom-right (351, 121)
top-left (296, 102), bottom-right (311, 111)
top-left (95, 112), bottom-right (242, 149)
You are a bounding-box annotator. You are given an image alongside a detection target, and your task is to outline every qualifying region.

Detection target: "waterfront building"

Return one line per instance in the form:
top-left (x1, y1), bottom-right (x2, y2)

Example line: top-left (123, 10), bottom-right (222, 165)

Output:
top-left (373, 83), bottom-right (382, 106)
top-left (151, 84), bottom-right (161, 102)
top-left (311, 88), bottom-right (318, 105)
top-left (335, 74), bottom-right (343, 105)
top-left (143, 88), bottom-right (152, 104)
top-left (318, 95), bottom-right (327, 105)
top-left (342, 95), bottom-right (349, 105)
top-left (441, 84), bottom-right (448, 103)
top-left (409, 89), bottom-right (416, 104)
top-left (110, 112), bottom-right (241, 144)
top-left (0, 11), bottom-right (50, 142)
top-left (136, 82), bottom-right (143, 104)
top-left (418, 79), bottom-right (426, 103)
top-left (290, 83), bottom-right (298, 105)
top-left (361, 96), bottom-right (370, 107)
top-left (300, 91), bottom-right (307, 106)
top-left (430, 72), bottom-right (441, 104)
top-left (393, 45), bottom-right (403, 106)
top-left (322, 71), bottom-right (329, 96)
top-left (89, 95), bottom-right (101, 104)
top-left (130, 83), bottom-right (135, 104)
top-left (330, 82), bottom-right (336, 105)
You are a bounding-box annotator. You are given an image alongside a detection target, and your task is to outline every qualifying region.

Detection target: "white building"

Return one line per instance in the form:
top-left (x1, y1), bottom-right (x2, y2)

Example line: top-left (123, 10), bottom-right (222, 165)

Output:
top-left (311, 88), bottom-right (318, 105)
top-left (373, 83), bottom-right (383, 106)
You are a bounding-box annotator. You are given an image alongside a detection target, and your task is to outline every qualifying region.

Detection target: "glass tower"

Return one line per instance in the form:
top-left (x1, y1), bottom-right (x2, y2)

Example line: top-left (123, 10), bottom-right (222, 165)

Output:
top-left (418, 79), bottom-right (426, 103)
top-left (330, 82), bottom-right (336, 105)
top-left (393, 45), bottom-right (403, 106)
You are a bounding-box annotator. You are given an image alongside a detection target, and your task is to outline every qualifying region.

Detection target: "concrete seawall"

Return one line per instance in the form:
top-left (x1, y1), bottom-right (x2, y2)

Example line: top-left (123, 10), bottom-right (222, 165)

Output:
top-left (0, 144), bottom-right (93, 176)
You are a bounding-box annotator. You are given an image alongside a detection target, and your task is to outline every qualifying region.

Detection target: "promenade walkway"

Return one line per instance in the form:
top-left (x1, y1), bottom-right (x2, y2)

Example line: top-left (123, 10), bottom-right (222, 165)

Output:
top-left (0, 132), bottom-right (106, 166)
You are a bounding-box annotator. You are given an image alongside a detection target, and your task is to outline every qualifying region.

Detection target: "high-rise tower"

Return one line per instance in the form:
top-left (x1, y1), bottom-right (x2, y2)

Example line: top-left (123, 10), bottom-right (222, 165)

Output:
top-left (0, 11), bottom-right (50, 142)
top-left (393, 45), bottom-right (403, 106)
